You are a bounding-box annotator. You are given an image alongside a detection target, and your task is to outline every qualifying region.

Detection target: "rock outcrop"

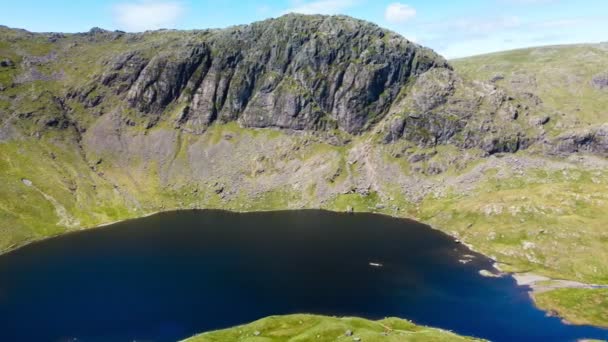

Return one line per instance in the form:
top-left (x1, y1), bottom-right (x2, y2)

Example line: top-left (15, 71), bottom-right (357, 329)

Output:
top-left (96, 15), bottom-right (449, 134)
top-left (591, 72), bottom-right (608, 90)
top-left (551, 124), bottom-right (608, 156)
top-left (0, 14), bottom-right (591, 157)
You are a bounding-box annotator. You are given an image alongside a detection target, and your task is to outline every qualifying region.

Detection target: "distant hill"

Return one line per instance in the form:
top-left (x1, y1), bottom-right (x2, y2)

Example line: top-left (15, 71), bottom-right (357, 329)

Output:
top-left (453, 43), bottom-right (608, 131)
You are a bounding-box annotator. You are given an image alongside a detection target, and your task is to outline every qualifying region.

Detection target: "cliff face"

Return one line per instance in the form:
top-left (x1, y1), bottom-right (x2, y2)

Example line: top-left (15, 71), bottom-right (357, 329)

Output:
top-left (73, 15), bottom-right (450, 135)
top-left (2, 15), bottom-right (607, 157)
top-left (1, 14), bottom-right (564, 156)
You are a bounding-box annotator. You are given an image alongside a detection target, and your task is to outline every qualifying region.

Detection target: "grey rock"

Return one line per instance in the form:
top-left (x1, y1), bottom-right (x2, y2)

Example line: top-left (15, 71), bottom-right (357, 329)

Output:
top-left (382, 115), bottom-right (406, 143)
top-left (212, 182), bottom-right (225, 194)
top-left (481, 134), bottom-right (522, 154)
top-left (410, 68), bottom-right (455, 113)
top-left (104, 14), bottom-right (448, 134)
top-left (0, 59), bottom-right (14, 67)
top-left (48, 33), bottom-right (65, 42)
top-left (127, 45), bottom-right (209, 114)
top-left (489, 74), bottom-right (504, 82)
top-left (591, 72), bottom-right (608, 90)
top-left (100, 51), bottom-right (150, 93)
top-left (408, 151), bottom-right (436, 163)
top-left (551, 124), bottom-right (608, 156)
top-left (529, 115), bottom-right (550, 126)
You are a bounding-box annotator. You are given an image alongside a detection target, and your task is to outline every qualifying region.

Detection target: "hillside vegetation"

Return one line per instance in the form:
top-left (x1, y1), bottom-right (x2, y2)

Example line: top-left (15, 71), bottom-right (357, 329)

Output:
top-left (182, 314), bottom-right (483, 342)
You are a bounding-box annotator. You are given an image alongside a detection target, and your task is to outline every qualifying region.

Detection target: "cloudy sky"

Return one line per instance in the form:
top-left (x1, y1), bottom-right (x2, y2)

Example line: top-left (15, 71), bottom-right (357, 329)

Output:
top-left (2, 0), bottom-right (607, 58)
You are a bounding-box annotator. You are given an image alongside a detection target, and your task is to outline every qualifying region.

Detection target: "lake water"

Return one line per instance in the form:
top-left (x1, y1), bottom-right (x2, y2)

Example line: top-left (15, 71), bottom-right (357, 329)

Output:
top-left (0, 210), bottom-right (606, 342)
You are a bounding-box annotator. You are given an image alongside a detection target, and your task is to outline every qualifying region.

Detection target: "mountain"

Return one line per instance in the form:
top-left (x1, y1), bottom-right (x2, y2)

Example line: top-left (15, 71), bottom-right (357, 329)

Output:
top-left (0, 15), bottom-right (607, 329)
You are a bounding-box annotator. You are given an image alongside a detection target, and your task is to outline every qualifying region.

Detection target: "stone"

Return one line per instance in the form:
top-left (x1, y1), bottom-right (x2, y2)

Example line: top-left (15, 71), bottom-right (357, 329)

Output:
top-left (591, 72), bottom-right (608, 90)
top-left (551, 124), bottom-right (608, 156)
top-left (345, 329), bottom-right (353, 336)
top-left (529, 115), bottom-right (550, 126)
top-left (490, 74), bottom-right (504, 82)
top-left (212, 182), bottom-right (225, 194)
top-left (111, 14), bottom-right (448, 134)
top-left (0, 59), bottom-right (14, 68)
top-left (382, 116), bottom-right (406, 143)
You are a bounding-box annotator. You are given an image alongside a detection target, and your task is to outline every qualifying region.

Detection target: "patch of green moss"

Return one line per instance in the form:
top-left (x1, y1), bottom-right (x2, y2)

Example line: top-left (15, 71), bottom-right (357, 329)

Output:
top-left (183, 314), bottom-right (483, 342)
top-left (534, 288), bottom-right (608, 328)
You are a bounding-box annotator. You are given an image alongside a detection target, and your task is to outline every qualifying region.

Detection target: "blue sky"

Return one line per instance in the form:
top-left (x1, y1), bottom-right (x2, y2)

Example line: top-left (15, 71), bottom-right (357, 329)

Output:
top-left (2, 0), bottom-right (607, 58)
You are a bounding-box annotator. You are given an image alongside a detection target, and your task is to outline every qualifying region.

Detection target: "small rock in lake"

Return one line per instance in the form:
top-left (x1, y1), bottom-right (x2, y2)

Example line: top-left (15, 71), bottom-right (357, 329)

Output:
top-left (479, 269), bottom-right (501, 278)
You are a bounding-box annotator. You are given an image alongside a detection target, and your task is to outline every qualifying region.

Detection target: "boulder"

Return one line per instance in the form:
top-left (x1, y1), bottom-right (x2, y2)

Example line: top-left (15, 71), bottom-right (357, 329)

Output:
top-left (0, 59), bottom-right (14, 68)
top-left (591, 72), bottom-right (608, 90)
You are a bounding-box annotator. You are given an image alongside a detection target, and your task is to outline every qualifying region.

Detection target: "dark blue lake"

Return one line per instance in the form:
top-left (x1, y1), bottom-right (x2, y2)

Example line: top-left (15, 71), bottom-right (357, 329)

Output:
top-left (0, 210), bottom-right (606, 341)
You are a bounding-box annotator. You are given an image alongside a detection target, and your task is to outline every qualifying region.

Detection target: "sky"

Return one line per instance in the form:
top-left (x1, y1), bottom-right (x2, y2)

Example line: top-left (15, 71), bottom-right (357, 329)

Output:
top-left (1, 0), bottom-right (607, 58)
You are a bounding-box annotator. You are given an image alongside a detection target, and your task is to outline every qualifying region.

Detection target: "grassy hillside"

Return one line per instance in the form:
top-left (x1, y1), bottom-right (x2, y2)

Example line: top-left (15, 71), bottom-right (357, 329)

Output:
top-left (452, 44), bottom-right (608, 327)
top-left (453, 43), bottom-right (608, 131)
top-left (535, 288), bottom-right (608, 328)
top-left (182, 314), bottom-right (483, 342)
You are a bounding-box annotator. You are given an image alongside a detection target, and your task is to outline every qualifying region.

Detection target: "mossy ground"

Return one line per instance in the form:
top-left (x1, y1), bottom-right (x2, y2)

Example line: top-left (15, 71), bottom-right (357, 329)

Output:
top-left (182, 314), bottom-right (483, 342)
top-left (534, 288), bottom-right (608, 328)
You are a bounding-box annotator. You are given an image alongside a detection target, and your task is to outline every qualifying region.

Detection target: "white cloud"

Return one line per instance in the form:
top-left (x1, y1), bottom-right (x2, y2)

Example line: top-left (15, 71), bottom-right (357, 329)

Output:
top-left (112, 1), bottom-right (184, 32)
top-left (499, 0), bottom-right (557, 3)
top-left (535, 18), bottom-right (584, 28)
top-left (450, 16), bottom-right (521, 34)
top-left (257, 5), bottom-right (273, 15)
top-left (384, 3), bottom-right (416, 24)
top-left (284, 0), bottom-right (357, 15)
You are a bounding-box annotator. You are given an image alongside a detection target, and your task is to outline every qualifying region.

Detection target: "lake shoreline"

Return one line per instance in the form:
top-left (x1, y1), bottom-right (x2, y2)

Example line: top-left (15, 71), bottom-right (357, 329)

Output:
top-left (511, 272), bottom-right (608, 329)
top-left (3, 209), bottom-right (605, 341)
top-left (2, 207), bottom-right (607, 334)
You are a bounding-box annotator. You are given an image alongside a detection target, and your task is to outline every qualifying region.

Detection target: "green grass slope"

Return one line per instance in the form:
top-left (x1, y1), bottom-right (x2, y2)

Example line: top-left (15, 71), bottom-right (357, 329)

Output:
top-left (534, 288), bottom-right (608, 328)
top-left (452, 44), bottom-right (608, 326)
top-left (452, 43), bottom-right (608, 131)
top-left (182, 314), bottom-right (484, 342)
